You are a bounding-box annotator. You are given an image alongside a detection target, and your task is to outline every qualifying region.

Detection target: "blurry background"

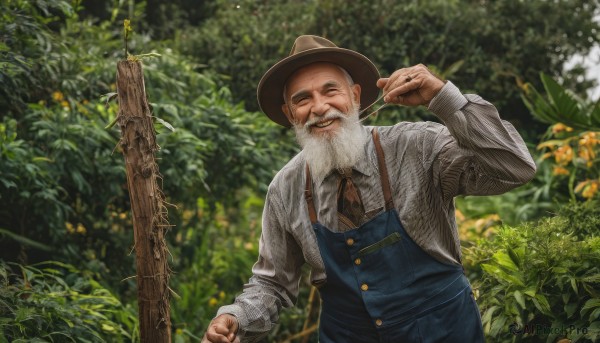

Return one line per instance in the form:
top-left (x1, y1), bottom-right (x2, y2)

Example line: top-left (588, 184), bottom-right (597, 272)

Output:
top-left (1, 1), bottom-right (600, 342)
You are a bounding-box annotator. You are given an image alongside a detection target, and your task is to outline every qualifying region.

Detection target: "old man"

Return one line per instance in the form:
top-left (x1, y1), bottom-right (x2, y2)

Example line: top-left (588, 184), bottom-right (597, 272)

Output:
top-left (202, 35), bottom-right (535, 343)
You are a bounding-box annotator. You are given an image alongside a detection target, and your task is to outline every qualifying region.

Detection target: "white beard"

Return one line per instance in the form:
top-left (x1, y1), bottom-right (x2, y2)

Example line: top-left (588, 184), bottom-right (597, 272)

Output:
top-left (294, 106), bottom-right (368, 183)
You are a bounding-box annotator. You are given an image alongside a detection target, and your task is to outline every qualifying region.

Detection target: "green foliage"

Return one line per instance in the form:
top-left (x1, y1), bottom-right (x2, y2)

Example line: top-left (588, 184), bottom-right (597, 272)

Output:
top-left (522, 73), bottom-right (600, 131)
top-left (1, 1), bottom-right (295, 340)
top-left (0, 0), bottom-right (72, 114)
top-left (0, 260), bottom-right (139, 342)
top-left (464, 202), bottom-right (600, 342)
top-left (3, 0), bottom-right (600, 341)
top-left (520, 73), bottom-right (600, 203)
top-left (168, 192), bottom-right (261, 340)
top-left (174, 0), bottom-right (318, 114)
top-left (181, 0), bottom-right (600, 132)
top-left (457, 73), bottom-right (600, 232)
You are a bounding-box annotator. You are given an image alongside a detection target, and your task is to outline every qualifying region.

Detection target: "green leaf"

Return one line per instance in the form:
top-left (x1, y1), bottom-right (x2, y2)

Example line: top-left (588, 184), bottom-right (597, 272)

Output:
top-left (565, 302), bottom-right (578, 319)
top-left (100, 92), bottom-right (118, 106)
top-left (481, 262), bottom-right (524, 286)
top-left (541, 73), bottom-right (581, 122)
top-left (155, 117), bottom-right (176, 132)
top-left (481, 305), bottom-right (499, 325)
top-left (532, 294), bottom-right (553, 317)
top-left (581, 299), bottom-right (600, 317)
top-left (494, 251), bottom-right (519, 271)
top-left (590, 308), bottom-right (600, 322)
top-left (0, 228), bottom-right (53, 252)
top-left (490, 316), bottom-right (507, 336)
top-left (507, 247), bottom-right (521, 269)
top-left (581, 274), bottom-right (600, 283)
top-left (513, 290), bottom-right (526, 309)
top-left (570, 277), bottom-right (579, 295)
top-left (524, 288), bottom-right (537, 298)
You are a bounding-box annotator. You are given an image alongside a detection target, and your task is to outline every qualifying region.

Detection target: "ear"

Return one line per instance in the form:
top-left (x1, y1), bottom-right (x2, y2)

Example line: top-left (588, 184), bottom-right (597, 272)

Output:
top-left (281, 103), bottom-right (295, 123)
top-left (351, 83), bottom-right (362, 107)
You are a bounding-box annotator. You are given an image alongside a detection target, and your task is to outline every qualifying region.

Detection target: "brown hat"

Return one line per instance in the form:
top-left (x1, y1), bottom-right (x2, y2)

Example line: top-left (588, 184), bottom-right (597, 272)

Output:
top-left (257, 35), bottom-right (380, 127)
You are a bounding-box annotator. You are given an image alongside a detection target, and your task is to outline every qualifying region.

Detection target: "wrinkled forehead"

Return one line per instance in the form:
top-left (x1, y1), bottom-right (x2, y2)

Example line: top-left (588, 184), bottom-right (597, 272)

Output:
top-left (283, 62), bottom-right (354, 98)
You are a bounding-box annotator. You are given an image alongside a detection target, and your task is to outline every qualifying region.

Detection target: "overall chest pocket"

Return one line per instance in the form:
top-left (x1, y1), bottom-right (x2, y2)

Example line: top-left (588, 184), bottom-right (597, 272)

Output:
top-left (352, 229), bottom-right (416, 292)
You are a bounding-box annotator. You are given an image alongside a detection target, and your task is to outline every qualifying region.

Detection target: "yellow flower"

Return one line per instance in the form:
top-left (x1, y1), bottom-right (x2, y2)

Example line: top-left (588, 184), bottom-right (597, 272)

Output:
top-left (575, 180), bottom-right (599, 199)
top-left (208, 297), bottom-right (218, 307)
top-left (219, 291), bottom-right (226, 300)
top-left (554, 145), bottom-right (573, 165)
top-left (552, 123), bottom-right (570, 134)
top-left (552, 166), bottom-right (570, 176)
top-left (52, 91), bottom-right (64, 102)
top-left (76, 223), bottom-right (87, 234)
top-left (582, 182), bottom-right (599, 199)
top-left (579, 132), bottom-right (599, 148)
top-left (118, 212), bottom-right (127, 220)
top-left (578, 147), bottom-right (596, 167)
top-left (60, 100), bottom-right (70, 109)
top-left (123, 19), bottom-right (132, 33)
top-left (66, 222), bottom-right (75, 234)
top-left (540, 152), bottom-right (553, 160)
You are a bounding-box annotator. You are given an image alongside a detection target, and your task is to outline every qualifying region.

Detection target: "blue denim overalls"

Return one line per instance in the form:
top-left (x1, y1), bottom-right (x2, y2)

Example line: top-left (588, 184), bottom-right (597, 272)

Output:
top-left (304, 129), bottom-right (485, 342)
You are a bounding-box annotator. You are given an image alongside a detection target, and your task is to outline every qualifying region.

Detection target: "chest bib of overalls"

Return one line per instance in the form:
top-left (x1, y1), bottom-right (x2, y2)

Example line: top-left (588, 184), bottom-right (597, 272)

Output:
top-left (304, 129), bottom-right (485, 343)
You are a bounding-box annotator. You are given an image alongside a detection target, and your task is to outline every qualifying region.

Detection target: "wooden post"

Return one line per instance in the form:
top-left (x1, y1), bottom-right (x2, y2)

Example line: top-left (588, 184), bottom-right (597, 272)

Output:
top-left (116, 60), bottom-right (171, 342)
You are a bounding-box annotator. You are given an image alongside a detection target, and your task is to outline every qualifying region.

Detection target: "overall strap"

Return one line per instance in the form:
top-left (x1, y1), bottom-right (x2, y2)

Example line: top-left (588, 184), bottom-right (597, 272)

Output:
top-left (372, 128), bottom-right (394, 211)
top-left (305, 164), bottom-right (318, 224)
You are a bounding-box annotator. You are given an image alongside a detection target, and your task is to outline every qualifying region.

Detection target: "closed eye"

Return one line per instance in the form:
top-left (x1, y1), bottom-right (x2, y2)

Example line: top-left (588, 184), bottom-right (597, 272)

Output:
top-left (325, 88), bottom-right (339, 95)
top-left (294, 96), bottom-right (309, 105)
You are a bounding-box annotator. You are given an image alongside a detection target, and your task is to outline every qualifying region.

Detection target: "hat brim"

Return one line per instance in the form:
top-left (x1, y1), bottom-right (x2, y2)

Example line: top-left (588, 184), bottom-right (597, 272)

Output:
top-left (257, 47), bottom-right (380, 128)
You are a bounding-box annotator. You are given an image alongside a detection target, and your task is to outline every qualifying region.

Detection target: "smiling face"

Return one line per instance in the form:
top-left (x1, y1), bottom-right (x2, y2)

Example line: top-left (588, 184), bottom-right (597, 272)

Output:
top-left (281, 62), bottom-right (361, 136)
top-left (281, 62), bottom-right (369, 182)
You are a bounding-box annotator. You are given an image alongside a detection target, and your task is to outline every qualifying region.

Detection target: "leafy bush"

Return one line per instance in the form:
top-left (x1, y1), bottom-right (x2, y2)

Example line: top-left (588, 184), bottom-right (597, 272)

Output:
top-left (0, 260), bottom-right (139, 342)
top-left (521, 73), bottom-right (600, 202)
top-left (464, 202), bottom-right (600, 342)
top-left (0, 0), bottom-right (292, 289)
top-left (181, 0), bottom-right (600, 133)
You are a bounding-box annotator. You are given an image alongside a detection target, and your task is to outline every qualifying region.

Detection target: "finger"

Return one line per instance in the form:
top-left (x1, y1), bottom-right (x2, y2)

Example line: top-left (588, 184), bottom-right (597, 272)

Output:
top-left (382, 68), bottom-right (408, 93)
top-left (206, 325), bottom-right (233, 343)
top-left (205, 332), bottom-right (231, 343)
top-left (384, 78), bottom-right (420, 103)
top-left (376, 78), bottom-right (389, 89)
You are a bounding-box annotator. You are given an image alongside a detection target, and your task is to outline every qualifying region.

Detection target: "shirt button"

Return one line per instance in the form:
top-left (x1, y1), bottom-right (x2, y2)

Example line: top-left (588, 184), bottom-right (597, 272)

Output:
top-left (346, 238), bottom-right (354, 246)
top-left (354, 258), bottom-right (361, 265)
top-left (361, 283), bottom-right (368, 291)
top-left (375, 319), bottom-right (383, 326)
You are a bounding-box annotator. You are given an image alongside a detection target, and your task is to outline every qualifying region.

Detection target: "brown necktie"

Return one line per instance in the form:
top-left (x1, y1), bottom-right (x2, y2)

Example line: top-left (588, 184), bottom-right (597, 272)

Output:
top-left (337, 168), bottom-right (365, 228)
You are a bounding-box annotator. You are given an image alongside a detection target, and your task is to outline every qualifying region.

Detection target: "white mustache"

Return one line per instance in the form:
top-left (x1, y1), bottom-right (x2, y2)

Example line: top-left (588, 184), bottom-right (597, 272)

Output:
top-left (304, 111), bottom-right (345, 129)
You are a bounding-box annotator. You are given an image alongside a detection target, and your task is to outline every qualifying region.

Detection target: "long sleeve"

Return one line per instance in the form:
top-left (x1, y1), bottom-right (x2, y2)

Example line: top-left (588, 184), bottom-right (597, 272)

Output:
top-left (424, 82), bottom-right (536, 204)
top-left (216, 184), bottom-right (305, 342)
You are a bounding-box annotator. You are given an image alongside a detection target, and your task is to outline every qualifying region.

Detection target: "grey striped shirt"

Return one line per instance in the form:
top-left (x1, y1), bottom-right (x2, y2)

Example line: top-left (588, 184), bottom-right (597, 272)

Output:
top-left (216, 81), bottom-right (536, 341)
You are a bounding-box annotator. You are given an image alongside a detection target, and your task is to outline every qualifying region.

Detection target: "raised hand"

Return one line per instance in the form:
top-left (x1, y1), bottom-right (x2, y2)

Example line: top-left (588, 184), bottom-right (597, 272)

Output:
top-left (376, 64), bottom-right (445, 107)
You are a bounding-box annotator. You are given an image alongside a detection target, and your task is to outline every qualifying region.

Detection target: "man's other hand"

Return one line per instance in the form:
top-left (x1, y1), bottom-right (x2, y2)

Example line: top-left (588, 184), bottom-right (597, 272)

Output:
top-left (202, 314), bottom-right (240, 343)
top-left (376, 64), bottom-right (445, 107)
